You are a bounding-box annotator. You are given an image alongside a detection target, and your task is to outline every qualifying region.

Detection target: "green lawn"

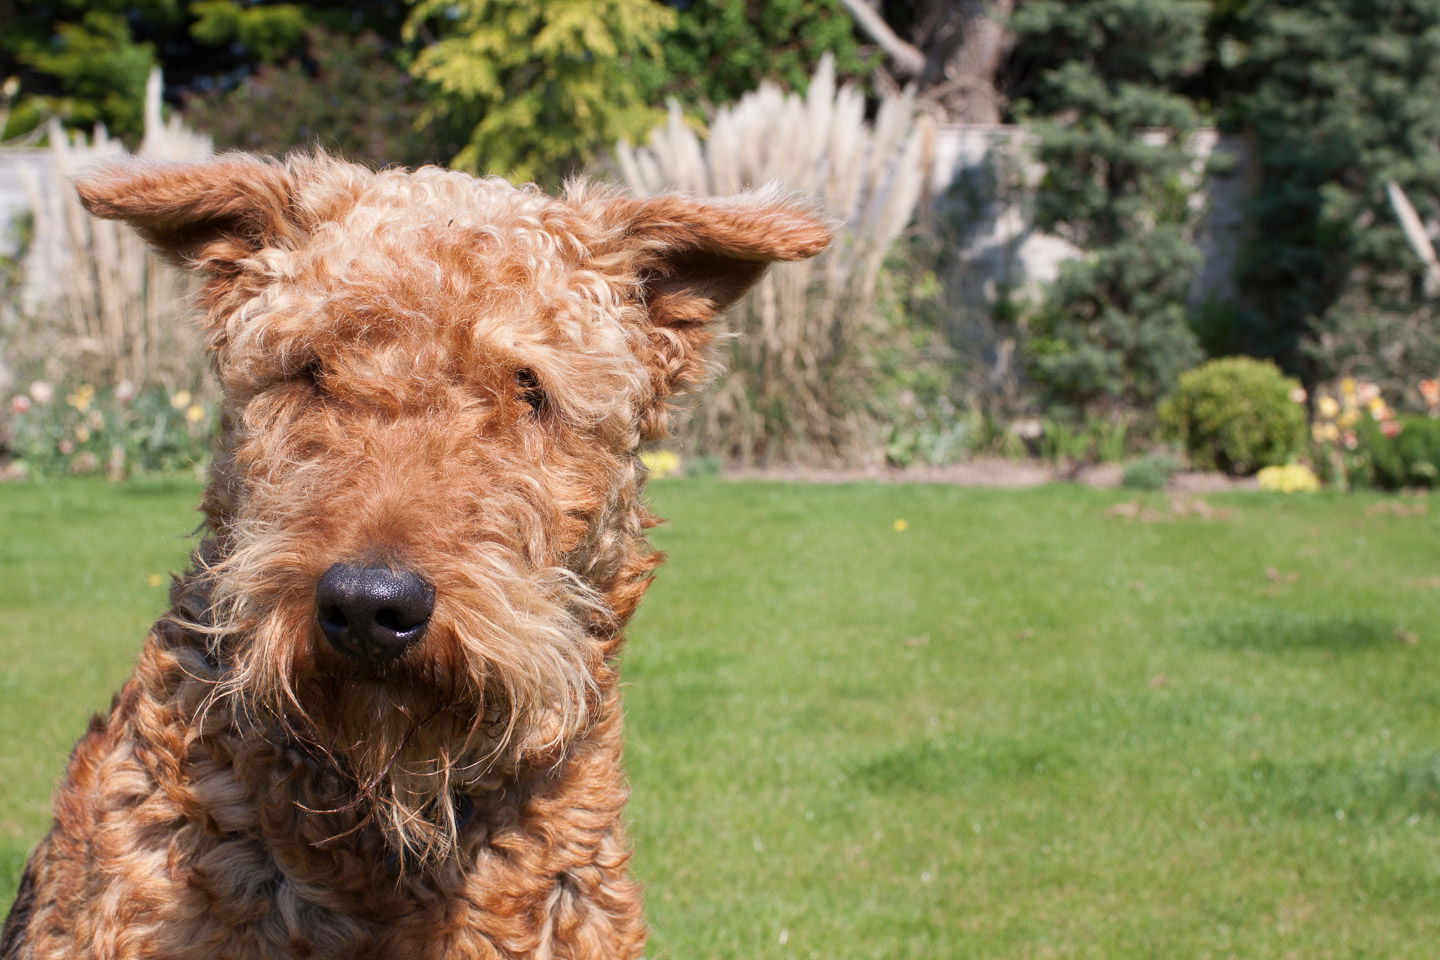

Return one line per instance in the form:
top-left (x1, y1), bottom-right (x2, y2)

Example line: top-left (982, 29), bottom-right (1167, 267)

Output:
top-left (2, 477), bottom-right (1439, 958)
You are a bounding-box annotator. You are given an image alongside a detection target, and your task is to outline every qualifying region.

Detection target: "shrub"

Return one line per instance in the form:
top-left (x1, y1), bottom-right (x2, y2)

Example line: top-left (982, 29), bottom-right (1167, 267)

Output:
top-left (1122, 452), bottom-right (1183, 491)
top-left (1038, 414), bottom-right (1135, 466)
top-left (1349, 415), bottom-right (1440, 490)
top-left (183, 29), bottom-right (450, 169)
top-left (1257, 463), bottom-right (1321, 493)
top-left (1159, 358), bottom-right (1307, 475)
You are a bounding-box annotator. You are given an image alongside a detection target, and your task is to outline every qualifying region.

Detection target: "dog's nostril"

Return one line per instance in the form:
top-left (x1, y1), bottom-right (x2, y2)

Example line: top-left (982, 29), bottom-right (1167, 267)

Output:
top-left (319, 605), bottom-right (348, 631)
top-left (315, 563), bottom-right (435, 662)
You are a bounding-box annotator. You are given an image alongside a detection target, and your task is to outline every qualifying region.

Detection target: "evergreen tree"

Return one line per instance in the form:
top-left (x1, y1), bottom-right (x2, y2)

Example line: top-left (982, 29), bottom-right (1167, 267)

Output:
top-left (0, 1), bottom-right (409, 142)
top-left (641, 0), bottom-right (869, 112)
top-left (405, 0), bottom-right (676, 183)
top-left (1220, 0), bottom-right (1440, 385)
top-left (1009, 0), bottom-right (1208, 414)
top-left (2, 1), bottom-right (179, 139)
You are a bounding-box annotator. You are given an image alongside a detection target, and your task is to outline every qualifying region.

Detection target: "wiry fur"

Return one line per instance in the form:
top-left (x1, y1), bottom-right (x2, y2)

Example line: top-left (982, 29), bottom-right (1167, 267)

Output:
top-left (2, 153), bottom-right (829, 960)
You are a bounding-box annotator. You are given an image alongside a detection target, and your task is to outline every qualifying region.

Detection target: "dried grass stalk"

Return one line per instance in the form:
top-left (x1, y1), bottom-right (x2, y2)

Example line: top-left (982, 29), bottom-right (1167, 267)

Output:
top-left (615, 55), bottom-right (931, 465)
top-left (16, 69), bottom-right (213, 392)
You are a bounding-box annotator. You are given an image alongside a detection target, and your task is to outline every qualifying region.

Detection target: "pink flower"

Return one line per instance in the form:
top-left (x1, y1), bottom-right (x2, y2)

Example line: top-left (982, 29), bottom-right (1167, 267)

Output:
top-left (28, 381), bottom-right (54, 405)
top-left (1342, 430), bottom-right (1358, 450)
top-left (1382, 420), bottom-right (1403, 438)
top-left (10, 394), bottom-right (30, 415)
top-left (1290, 387), bottom-right (1308, 404)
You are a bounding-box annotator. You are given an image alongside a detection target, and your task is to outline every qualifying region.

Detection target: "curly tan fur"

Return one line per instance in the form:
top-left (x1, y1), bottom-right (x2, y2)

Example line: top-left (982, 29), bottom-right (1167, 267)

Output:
top-left (2, 153), bottom-right (829, 960)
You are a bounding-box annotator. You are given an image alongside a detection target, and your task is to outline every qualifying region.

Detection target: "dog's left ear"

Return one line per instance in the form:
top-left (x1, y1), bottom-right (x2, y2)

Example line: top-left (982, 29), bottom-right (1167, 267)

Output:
top-left (616, 191), bottom-right (831, 414)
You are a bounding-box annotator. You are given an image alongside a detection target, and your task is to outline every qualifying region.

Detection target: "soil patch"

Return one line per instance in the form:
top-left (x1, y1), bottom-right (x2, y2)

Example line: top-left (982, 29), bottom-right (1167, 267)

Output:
top-left (721, 458), bottom-right (1256, 492)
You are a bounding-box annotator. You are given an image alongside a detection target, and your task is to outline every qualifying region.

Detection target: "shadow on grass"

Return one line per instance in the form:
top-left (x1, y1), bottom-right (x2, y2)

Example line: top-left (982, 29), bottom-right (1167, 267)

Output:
top-left (852, 736), bottom-right (1072, 794)
top-left (1184, 609), bottom-right (1398, 653)
top-left (1233, 753), bottom-right (1440, 824)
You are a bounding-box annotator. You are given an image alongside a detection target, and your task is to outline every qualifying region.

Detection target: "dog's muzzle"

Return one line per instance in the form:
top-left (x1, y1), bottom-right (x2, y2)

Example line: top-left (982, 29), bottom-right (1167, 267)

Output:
top-left (315, 563), bottom-right (435, 662)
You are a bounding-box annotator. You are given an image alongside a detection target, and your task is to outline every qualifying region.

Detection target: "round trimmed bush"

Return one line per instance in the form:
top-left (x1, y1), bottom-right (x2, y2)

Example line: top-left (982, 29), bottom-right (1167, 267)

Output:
top-left (1158, 358), bottom-right (1307, 475)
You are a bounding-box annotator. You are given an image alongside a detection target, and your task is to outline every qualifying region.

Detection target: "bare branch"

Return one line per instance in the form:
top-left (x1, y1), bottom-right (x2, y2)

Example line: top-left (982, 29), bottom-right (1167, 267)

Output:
top-left (1387, 180), bottom-right (1440, 297)
top-left (838, 0), bottom-right (927, 78)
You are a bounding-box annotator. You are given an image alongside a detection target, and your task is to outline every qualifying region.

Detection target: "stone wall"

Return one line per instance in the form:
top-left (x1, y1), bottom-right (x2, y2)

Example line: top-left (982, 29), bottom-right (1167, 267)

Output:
top-left (925, 123), bottom-right (1254, 312)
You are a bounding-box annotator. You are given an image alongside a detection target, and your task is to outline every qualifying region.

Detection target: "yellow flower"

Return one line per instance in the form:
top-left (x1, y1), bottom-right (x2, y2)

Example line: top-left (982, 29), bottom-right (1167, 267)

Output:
top-left (170, 389), bottom-right (192, 410)
top-left (1258, 464), bottom-right (1320, 493)
top-left (186, 403), bottom-right (206, 424)
top-left (640, 449), bottom-right (682, 479)
top-left (74, 425), bottom-right (90, 443)
top-left (1341, 376), bottom-right (1357, 397)
top-left (893, 519), bottom-right (908, 532)
top-left (1317, 395), bottom-right (1340, 419)
top-left (66, 384), bottom-right (94, 412)
top-left (147, 573), bottom-right (164, 587)
top-left (1312, 422), bottom-right (1339, 443)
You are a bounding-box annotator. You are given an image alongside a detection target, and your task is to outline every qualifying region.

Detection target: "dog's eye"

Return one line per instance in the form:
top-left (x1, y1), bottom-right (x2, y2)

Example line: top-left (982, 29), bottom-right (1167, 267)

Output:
top-left (515, 368), bottom-right (545, 413)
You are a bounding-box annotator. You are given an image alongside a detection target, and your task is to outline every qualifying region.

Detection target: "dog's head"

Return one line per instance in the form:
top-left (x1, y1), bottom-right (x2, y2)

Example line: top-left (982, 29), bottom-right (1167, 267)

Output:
top-left (77, 153), bottom-right (828, 862)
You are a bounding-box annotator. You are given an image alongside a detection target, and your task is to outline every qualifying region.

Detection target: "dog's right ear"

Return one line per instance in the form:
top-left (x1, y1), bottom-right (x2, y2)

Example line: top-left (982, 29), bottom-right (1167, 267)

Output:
top-left (75, 155), bottom-right (304, 272)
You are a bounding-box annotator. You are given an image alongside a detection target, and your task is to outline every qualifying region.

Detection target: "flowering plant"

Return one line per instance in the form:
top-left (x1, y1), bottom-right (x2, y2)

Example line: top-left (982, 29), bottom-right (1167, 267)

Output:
top-left (639, 449), bottom-right (683, 479)
top-left (1418, 378), bottom-right (1439, 417)
top-left (1311, 377), bottom-right (1400, 450)
top-left (1257, 463), bottom-right (1321, 493)
top-left (5, 380), bottom-right (215, 479)
top-left (1311, 377), bottom-right (1440, 489)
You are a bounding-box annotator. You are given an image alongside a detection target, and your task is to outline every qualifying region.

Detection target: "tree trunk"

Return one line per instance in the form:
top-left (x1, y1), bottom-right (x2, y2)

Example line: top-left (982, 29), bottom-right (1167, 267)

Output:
top-left (843, 1), bottom-right (1016, 124)
top-left (928, 0), bottom-right (1014, 124)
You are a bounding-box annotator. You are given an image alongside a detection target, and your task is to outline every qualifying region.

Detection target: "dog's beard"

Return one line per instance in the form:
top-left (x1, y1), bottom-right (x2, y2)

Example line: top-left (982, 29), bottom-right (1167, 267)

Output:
top-left (181, 533), bottom-right (607, 867)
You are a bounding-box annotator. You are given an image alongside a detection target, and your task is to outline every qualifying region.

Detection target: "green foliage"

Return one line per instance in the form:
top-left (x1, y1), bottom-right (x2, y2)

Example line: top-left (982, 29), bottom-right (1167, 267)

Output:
top-left (6, 383), bottom-right (214, 479)
top-left (1347, 415), bottom-right (1440, 490)
top-left (638, 0), bottom-right (870, 111)
top-left (15, 9), bottom-right (163, 139)
top-left (1304, 297), bottom-right (1440, 407)
top-left (405, 0), bottom-right (676, 182)
top-left (1121, 450), bottom-right (1183, 490)
top-left (183, 28), bottom-right (448, 168)
top-left (188, 1), bottom-right (311, 64)
top-left (1038, 414), bottom-right (1133, 465)
top-left (1159, 357), bottom-right (1307, 475)
top-left (876, 257), bottom-right (966, 469)
top-left (1010, 0), bottom-right (1207, 414)
top-left (0, 2), bottom-right (408, 143)
top-left (1220, 0), bottom-right (1440, 379)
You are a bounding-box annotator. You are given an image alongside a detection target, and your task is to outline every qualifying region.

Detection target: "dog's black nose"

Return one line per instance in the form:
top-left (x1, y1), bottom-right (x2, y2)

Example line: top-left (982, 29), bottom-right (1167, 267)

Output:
top-left (315, 563), bottom-right (434, 662)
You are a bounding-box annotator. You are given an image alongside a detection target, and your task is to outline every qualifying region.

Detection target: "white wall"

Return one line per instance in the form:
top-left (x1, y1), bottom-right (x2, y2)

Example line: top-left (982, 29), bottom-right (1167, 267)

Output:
top-left (927, 123), bottom-right (1253, 311)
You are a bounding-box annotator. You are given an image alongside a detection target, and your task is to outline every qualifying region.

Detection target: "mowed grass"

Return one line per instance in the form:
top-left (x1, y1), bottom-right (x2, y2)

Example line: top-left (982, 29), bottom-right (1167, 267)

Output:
top-left (3, 477), bottom-right (1440, 958)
